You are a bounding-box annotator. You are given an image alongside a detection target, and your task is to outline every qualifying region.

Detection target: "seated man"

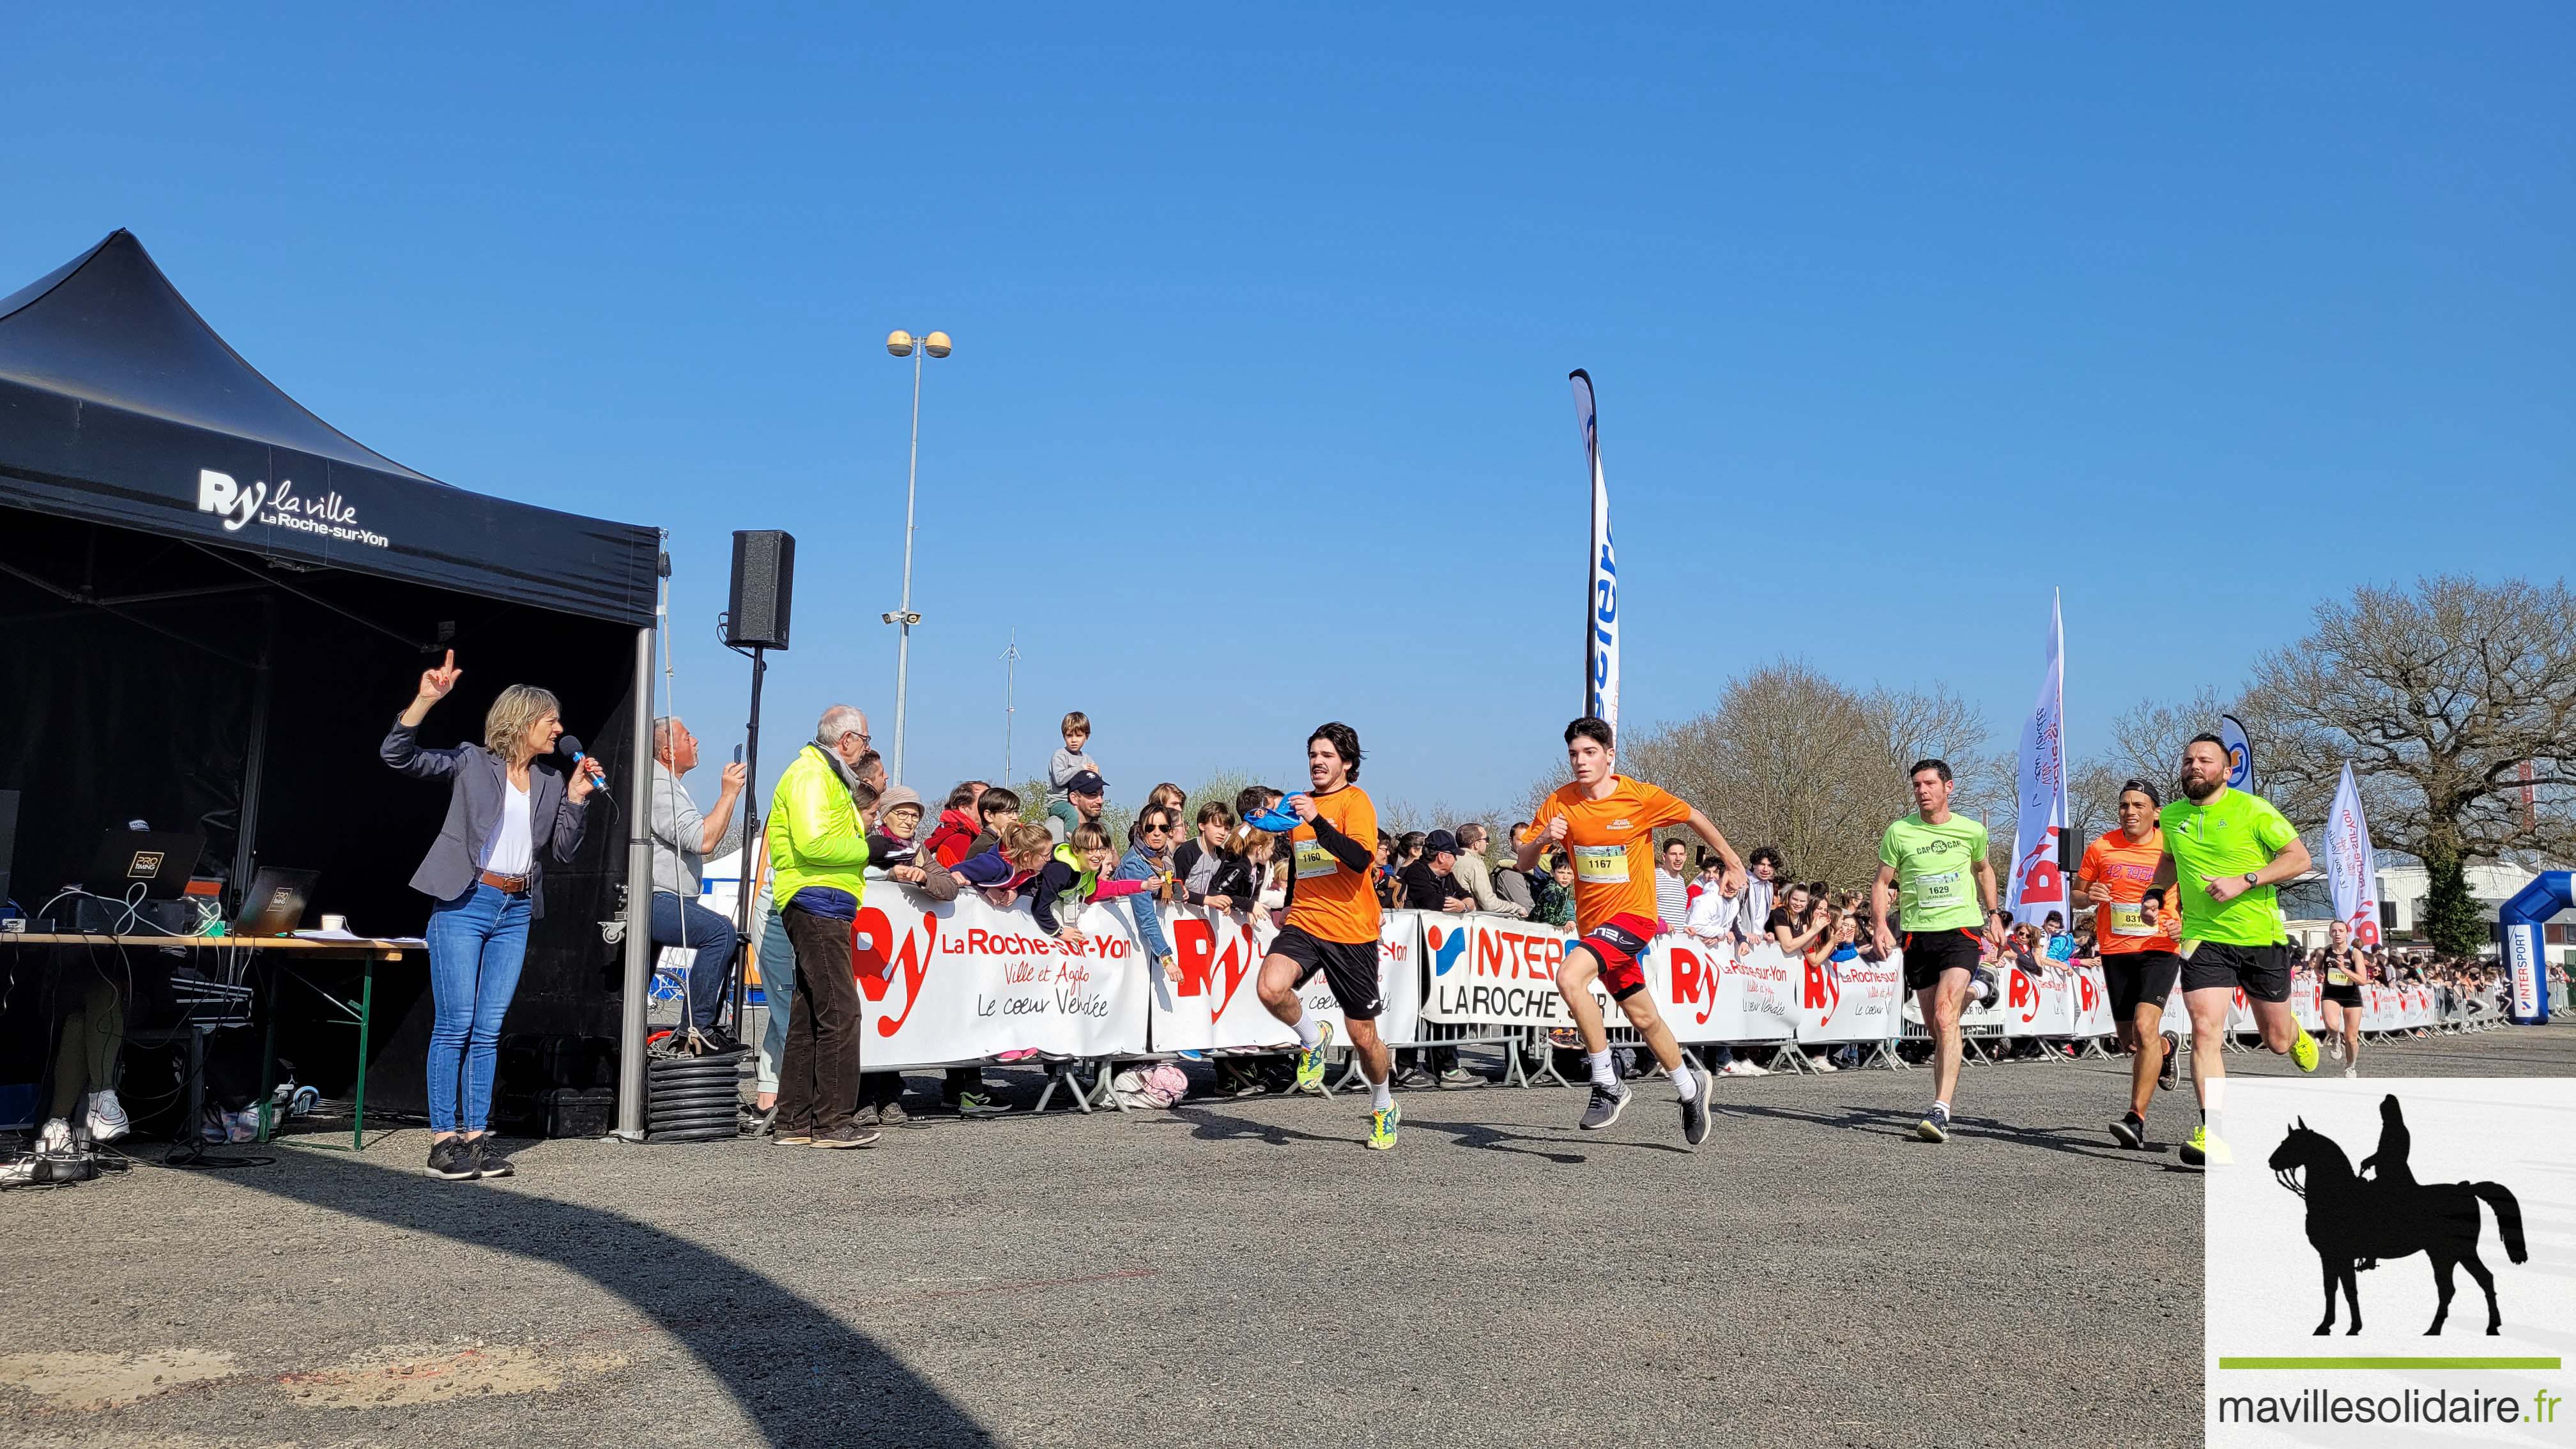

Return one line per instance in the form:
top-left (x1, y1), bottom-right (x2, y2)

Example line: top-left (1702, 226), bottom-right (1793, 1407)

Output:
top-left (648, 715), bottom-right (748, 1053)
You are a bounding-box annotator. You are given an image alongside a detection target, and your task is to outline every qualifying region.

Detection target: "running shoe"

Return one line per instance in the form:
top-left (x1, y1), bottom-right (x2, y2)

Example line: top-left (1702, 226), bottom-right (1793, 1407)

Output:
top-left (2108, 1114), bottom-right (2145, 1150)
top-left (425, 1137), bottom-right (479, 1179)
top-left (2342, 1064), bottom-right (2357, 1080)
top-left (1294, 1021), bottom-right (1336, 1094)
top-left (2324, 1035), bottom-right (2343, 1062)
top-left (1914, 1104), bottom-right (1951, 1144)
top-left (2179, 1124), bottom-right (2230, 1168)
top-left (1366, 1100), bottom-right (1400, 1151)
top-left (470, 1138), bottom-right (515, 1179)
top-left (1680, 1079), bottom-right (1711, 1150)
top-left (34, 1119), bottom-right (74, 1158)
top-left (954, 1087), bottom-right (1011, 1119)
top-left (85, 1089), bottom-right (130, 1144)
top-left (1579, 1080), bottom-right (1632, 1131)
top-left (2290, 1029), bottom-right (2319, 1073)
top-left (2158, 1033), bottom-right (2181, 1091)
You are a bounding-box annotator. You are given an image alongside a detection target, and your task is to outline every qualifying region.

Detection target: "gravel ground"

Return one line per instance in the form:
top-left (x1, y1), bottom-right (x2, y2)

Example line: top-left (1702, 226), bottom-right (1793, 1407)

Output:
top-left (5, 1022), bottom-right (2569, 1449)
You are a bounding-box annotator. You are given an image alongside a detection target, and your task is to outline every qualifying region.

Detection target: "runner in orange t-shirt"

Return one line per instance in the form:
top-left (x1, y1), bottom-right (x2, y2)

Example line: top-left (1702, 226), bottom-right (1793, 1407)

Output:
top-left (1514, 716), bottom-right (1746, 1149)
top-left (1252, 722), bottom-right (1402, 1150)
top-left (2073, 778), bottom-right (2186, 1149)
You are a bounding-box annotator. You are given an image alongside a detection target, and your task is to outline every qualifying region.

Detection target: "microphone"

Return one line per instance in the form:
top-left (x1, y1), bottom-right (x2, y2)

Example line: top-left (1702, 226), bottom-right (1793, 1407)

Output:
top-left (556, 735), bottom-right (610, 798)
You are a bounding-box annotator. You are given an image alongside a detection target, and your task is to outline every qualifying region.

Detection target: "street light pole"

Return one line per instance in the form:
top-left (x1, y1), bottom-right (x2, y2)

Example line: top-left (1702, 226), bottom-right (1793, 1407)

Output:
top-left (882, 328), bottom-right (950, 785)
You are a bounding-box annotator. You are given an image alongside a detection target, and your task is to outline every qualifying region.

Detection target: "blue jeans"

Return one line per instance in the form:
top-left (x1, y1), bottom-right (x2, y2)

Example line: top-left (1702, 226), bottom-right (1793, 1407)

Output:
top-left (425, 883), bottom-right (533, 1134)
top-left (755, 904), bottom-right (794, 1094)
top-left (651, 892), bottom-right (740, 1030)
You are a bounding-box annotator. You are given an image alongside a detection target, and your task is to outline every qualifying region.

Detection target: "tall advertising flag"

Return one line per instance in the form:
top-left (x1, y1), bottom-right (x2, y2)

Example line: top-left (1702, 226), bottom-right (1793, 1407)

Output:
top-left (1568, 369), bottom-right (1618, 735)
top-left (2009, 590), bottom-right (2070, 926)
top-left (2326, 763), bottom-right (2384, 947)
top-left (2220, 712), bottom-right (2256, 792)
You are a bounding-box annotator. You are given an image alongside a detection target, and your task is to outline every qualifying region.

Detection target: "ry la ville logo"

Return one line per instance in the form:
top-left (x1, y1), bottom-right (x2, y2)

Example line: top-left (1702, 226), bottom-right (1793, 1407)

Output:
top-left (197, 468), bottom-right (390, 548)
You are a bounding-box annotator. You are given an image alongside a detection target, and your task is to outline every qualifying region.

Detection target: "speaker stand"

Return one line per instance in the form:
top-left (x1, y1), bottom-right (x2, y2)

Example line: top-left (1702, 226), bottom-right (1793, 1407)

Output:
top-left (728, 643), bottom-right (768, 1029)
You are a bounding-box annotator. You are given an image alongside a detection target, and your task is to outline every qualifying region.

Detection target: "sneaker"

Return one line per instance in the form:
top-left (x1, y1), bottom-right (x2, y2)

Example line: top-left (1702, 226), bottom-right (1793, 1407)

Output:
top-left (949, 1087), bottom-right (1006, 1118)
top-left (813, 1124), bottom-right (880, 1149)
top-left (1811, 1054), bottom-right (1838, 1073)
top-left (1718, 1061), bottom-right (1752, 1078)
top-left (854, 1105), bottom-right (880, 1128)
top-left (1578, 1080), bottom-right (1631, 1131)
top-left (2108, 1114), bottom-right (2145, 1150)
top-left (1680, 1080), bottom-right (1711, 1150)
top-left (426, 1137), bottom-right (479, 1179)
top-left (737, 1104), bottom-right (775, 1138)
top-left (1740, 1061), bottom-right (1770, 1077)
top-left (2324, 1035), bottom-right (2343, 1062)
top-left (691, 1025), bottom-right (745, 1055)
top-left (470, 1137), bottom-right (515, 1178)
top-left (2179, 1124), bottom-right (2231, 1168)
top-left (2290, 1029), bottom-right (2319, 1073)
top-left (1366, 1100), bottom-right (1401, 1151)
top-left (2342, 1064), bottom-right (2357, 1080)
top-left (84, 1089), bottom-right (130, 1144)
top-left (772, 1125), bottom-right (814, 1146)
top-left (877, 1098), bottom-right (908, 1126)
top-left (1915, 1105), bottom-right (1951, 1144)
top-left (1294, 1021), bottom-right (1337, 1094)
top-left (34, 1119), bottom-right (74, 1158)
top-left (2158, 1033), bottom-right (2181, 1091)
top-left (1438, 1066), bottom-right (1476, 1085)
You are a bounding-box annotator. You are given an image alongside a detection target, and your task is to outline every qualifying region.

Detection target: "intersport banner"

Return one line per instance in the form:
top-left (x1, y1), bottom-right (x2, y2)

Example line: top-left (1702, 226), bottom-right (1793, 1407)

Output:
top-left (1568, 369), bottom-right (1620, 734)
top-left (2324, 763), bottom-right (2383, 947)
top-left (1417, 917), bottom-right (1821, 1043)
top-left (2008, 590), bottom-right (2071, 926)
top-left (852, 891), bottom-right (1151, 1069)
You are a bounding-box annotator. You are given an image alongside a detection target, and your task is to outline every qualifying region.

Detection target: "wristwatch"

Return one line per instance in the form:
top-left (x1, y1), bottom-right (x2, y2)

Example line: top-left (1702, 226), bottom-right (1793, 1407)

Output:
top-left (2242, 872), bottom-right (2261, 888)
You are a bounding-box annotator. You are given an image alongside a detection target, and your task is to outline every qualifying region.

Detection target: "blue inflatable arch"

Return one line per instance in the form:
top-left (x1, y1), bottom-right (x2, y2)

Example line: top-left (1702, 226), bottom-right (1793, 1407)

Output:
top-left (2499, 871), bottom-right (2570, 1025)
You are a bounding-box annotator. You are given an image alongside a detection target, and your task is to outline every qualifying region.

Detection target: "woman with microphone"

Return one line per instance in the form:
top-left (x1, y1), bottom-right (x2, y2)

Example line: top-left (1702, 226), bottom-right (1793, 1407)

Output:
top-left (382, 650), bottom-right (602, 1181)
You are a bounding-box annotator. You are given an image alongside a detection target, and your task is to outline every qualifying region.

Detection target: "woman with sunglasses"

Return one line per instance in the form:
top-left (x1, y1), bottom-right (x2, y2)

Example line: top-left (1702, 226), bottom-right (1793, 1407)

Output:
top-left (1112, 804), bottom-right (1183, 985)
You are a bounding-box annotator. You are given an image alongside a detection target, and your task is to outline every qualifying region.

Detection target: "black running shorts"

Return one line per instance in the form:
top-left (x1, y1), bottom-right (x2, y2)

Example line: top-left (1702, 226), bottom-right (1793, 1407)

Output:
top-left (1901, 928), bottom-right (1984, 993)
top-left (1271, 924), bottom-right (1383, 1021)
top-left (2321, 983), bottom-right (2364, 1009)
top-left (2104, 950), bottom-right (2181, 1019)
top-left (2179, 941), bottom-right (2292, 1003)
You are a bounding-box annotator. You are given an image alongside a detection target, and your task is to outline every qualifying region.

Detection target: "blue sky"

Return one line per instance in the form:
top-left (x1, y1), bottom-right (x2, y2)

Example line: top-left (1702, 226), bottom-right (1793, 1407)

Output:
top-left (10, 6), bottom-right (2568, 815)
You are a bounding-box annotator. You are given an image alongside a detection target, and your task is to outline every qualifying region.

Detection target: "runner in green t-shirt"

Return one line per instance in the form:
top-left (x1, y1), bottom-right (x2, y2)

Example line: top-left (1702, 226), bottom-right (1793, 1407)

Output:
top-left (2150, 733), bottom-right (2320, 1169)
top-left (1871, 758), bottom-right (1998, 1144)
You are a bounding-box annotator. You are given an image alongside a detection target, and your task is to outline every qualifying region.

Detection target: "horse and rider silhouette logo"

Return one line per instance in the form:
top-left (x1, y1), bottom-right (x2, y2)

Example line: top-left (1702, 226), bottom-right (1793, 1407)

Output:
top-left (2267, 1095), bottom-right (2529, 1337)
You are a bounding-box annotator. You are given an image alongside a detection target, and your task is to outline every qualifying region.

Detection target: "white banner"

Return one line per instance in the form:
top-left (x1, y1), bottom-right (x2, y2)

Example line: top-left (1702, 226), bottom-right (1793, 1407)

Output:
top-left (1793, 947), bottom-right (1907, 1044)
top-left (2290, 974), bottom-right (2323, 1032)
top-left (2323, 763), bottom-right (2383, 949)
top-left (2008, 590), bottom-right (2070, 926)
top-left (2000, 963), bottom-right (2077, 1037)
top-left (1151, 907), bottom-right (1422, 1052)
top-left (2072, 963), bottom-right (2115, 1036)
top-left (852, 890), bottom-right (1150, 1070)
top-left (1569, 369), bottom-right (1618, 733)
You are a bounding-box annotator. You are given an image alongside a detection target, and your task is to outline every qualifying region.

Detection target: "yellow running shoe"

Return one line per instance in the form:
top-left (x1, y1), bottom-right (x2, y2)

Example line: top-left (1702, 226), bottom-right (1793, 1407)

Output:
top-left (1366, 1098), bottom-right (1400, 1151)
top-left (2290, 1028), bottom-right (2319, 1073)
top-left (1295, 1020), bottom-right (1336, 1094)
top-left (2179, 1124), bottom-right (2232, 1168)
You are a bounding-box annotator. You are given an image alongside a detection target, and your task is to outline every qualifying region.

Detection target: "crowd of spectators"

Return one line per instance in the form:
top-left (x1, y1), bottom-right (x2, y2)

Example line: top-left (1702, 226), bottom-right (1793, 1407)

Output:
top-left (644, 704), bottom-right (2548, 1142)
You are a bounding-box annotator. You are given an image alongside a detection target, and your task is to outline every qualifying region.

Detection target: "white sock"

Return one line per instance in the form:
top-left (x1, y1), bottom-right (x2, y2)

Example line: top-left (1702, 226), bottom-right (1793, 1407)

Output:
top-left (1291, 1008), bottom-right (1321, 1050)
top-left (1931, 1099), bottom-right (1951, 1118)
top-left (1586, 1050), bottom-right (1615, 1086)
top-left (1370, 1078), bottom-right (1393, 1111)
top-left (1671, 1062), bottom-right (1700, 1102)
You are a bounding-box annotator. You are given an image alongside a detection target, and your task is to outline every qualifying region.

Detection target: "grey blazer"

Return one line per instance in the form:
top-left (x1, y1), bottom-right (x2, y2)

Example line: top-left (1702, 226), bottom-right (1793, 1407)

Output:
top-left (381, 717), bottom-right (591, 918)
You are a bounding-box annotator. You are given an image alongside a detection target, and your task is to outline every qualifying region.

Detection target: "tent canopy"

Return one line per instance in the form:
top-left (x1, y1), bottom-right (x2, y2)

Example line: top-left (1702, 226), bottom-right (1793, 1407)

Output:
top-left (0, 230), bottom-right (656, 626)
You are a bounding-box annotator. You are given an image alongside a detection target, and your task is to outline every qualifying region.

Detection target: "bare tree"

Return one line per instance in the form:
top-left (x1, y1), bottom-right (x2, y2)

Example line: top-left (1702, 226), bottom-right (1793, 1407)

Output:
top-left (1601, 659), bottom-right (2004, 890)
top-left (2245, 575), bottom-right (2576, 955)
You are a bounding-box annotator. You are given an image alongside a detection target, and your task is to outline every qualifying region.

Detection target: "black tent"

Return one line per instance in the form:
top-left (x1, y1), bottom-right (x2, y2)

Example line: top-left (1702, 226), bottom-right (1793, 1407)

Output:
top-left (0, 231), bottom-right (664, 1131)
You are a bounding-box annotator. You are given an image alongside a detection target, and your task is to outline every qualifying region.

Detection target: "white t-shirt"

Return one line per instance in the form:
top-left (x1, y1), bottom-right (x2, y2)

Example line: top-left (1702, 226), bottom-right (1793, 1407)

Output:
top-left (484, 779), bottom-right (534, 875)
top-left (1687, 877), bottom-right (1740, 940)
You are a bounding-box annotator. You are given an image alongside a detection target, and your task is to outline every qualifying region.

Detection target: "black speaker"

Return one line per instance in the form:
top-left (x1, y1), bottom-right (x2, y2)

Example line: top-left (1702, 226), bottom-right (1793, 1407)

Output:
top-left (726, 530), bottom-right (795, 650)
